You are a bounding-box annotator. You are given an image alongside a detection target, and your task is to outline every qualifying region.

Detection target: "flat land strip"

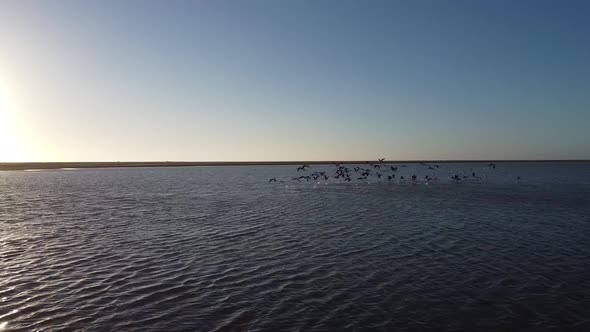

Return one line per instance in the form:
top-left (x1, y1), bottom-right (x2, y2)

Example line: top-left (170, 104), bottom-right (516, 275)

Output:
top-left (1, 160), bottom-right (587, 171)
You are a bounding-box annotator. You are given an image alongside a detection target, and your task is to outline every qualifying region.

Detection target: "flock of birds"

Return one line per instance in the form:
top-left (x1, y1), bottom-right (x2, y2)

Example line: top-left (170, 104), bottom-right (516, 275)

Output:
top-left (269, 159), bottom-right (522, 184)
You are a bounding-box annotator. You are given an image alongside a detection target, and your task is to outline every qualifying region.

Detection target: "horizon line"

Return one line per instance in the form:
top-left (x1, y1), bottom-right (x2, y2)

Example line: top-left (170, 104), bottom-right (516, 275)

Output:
top-left (1, 159), bottom-right (589, 171)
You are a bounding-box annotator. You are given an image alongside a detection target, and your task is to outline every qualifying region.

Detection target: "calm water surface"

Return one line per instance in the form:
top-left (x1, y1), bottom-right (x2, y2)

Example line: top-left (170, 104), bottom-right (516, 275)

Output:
top-left (1, 163), bottom-right (589, 331)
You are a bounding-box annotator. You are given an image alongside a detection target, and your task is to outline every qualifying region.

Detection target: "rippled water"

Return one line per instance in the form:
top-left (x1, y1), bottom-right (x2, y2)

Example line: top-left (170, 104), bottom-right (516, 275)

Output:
top-left (1, 163), bottom-right (590, 331)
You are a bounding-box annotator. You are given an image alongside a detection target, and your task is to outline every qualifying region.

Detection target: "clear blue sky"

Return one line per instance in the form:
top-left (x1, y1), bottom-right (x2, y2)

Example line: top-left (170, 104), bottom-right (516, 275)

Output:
top-left (1, 0), bottom-right (589, 161)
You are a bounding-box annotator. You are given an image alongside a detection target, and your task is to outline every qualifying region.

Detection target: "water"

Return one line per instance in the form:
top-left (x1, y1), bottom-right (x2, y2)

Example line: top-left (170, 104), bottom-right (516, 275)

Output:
top-left (1, 162), bottom-right (589, 331)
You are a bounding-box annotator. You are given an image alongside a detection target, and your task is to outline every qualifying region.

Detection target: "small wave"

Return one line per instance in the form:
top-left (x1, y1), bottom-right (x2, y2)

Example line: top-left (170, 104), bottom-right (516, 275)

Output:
top-left (1, 165), bottom-right (589, 331)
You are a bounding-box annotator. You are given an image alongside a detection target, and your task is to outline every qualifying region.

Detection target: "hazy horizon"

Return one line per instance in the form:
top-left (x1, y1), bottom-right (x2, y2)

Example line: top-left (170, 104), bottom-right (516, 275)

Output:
top-left (1, 0), bottom-right (589, 162)
top-left (1, 159), bottom-right (589, 165)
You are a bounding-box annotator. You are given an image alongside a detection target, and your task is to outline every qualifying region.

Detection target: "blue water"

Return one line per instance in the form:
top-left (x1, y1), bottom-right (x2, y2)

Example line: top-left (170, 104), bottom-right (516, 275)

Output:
top-left (1, 162), bottom-right (589, 331)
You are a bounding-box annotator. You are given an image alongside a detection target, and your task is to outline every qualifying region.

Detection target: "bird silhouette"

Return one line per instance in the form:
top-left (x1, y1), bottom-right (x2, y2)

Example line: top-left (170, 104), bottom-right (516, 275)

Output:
top-left (297, 165), bottom-right (310, 171)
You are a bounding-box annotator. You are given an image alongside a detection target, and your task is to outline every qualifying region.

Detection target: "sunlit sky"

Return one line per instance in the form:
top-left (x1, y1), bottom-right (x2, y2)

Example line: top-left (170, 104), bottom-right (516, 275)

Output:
top-left (1, 0), bottom-right (589, 162)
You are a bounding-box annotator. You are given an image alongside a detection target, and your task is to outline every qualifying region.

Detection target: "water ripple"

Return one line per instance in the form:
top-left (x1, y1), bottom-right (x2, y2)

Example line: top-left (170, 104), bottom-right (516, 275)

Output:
top-left (1, 164), bottom-right (590, 331)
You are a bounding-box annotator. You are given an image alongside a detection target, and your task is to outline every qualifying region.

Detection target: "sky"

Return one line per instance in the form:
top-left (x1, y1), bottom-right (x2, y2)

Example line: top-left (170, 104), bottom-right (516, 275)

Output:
top-left (0, 0), bottom-right (589, 162)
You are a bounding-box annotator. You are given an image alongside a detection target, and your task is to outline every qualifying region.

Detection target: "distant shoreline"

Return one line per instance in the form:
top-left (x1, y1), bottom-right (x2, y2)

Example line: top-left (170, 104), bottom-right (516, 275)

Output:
top-left (0, 160), bottom-right (588, 171)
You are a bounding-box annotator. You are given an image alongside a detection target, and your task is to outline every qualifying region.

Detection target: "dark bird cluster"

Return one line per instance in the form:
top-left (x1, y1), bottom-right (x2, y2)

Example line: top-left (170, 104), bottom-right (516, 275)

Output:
top-left (267, 160), bottom-right (522, 185)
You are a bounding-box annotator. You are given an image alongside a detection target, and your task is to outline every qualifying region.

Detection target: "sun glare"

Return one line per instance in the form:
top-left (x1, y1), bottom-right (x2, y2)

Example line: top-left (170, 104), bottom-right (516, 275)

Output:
top-left (0, 80), bottom-right (25, 162)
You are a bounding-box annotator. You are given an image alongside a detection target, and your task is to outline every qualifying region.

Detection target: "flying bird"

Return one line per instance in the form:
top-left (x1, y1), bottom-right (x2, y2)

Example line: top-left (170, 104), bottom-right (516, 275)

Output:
top-left (297, 165), bottom-right (310, 171)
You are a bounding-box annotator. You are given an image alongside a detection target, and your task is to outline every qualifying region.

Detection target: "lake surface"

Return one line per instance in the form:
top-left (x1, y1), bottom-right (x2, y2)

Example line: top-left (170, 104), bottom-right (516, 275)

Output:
top-left (1, 162), bottom-right (589, 331)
